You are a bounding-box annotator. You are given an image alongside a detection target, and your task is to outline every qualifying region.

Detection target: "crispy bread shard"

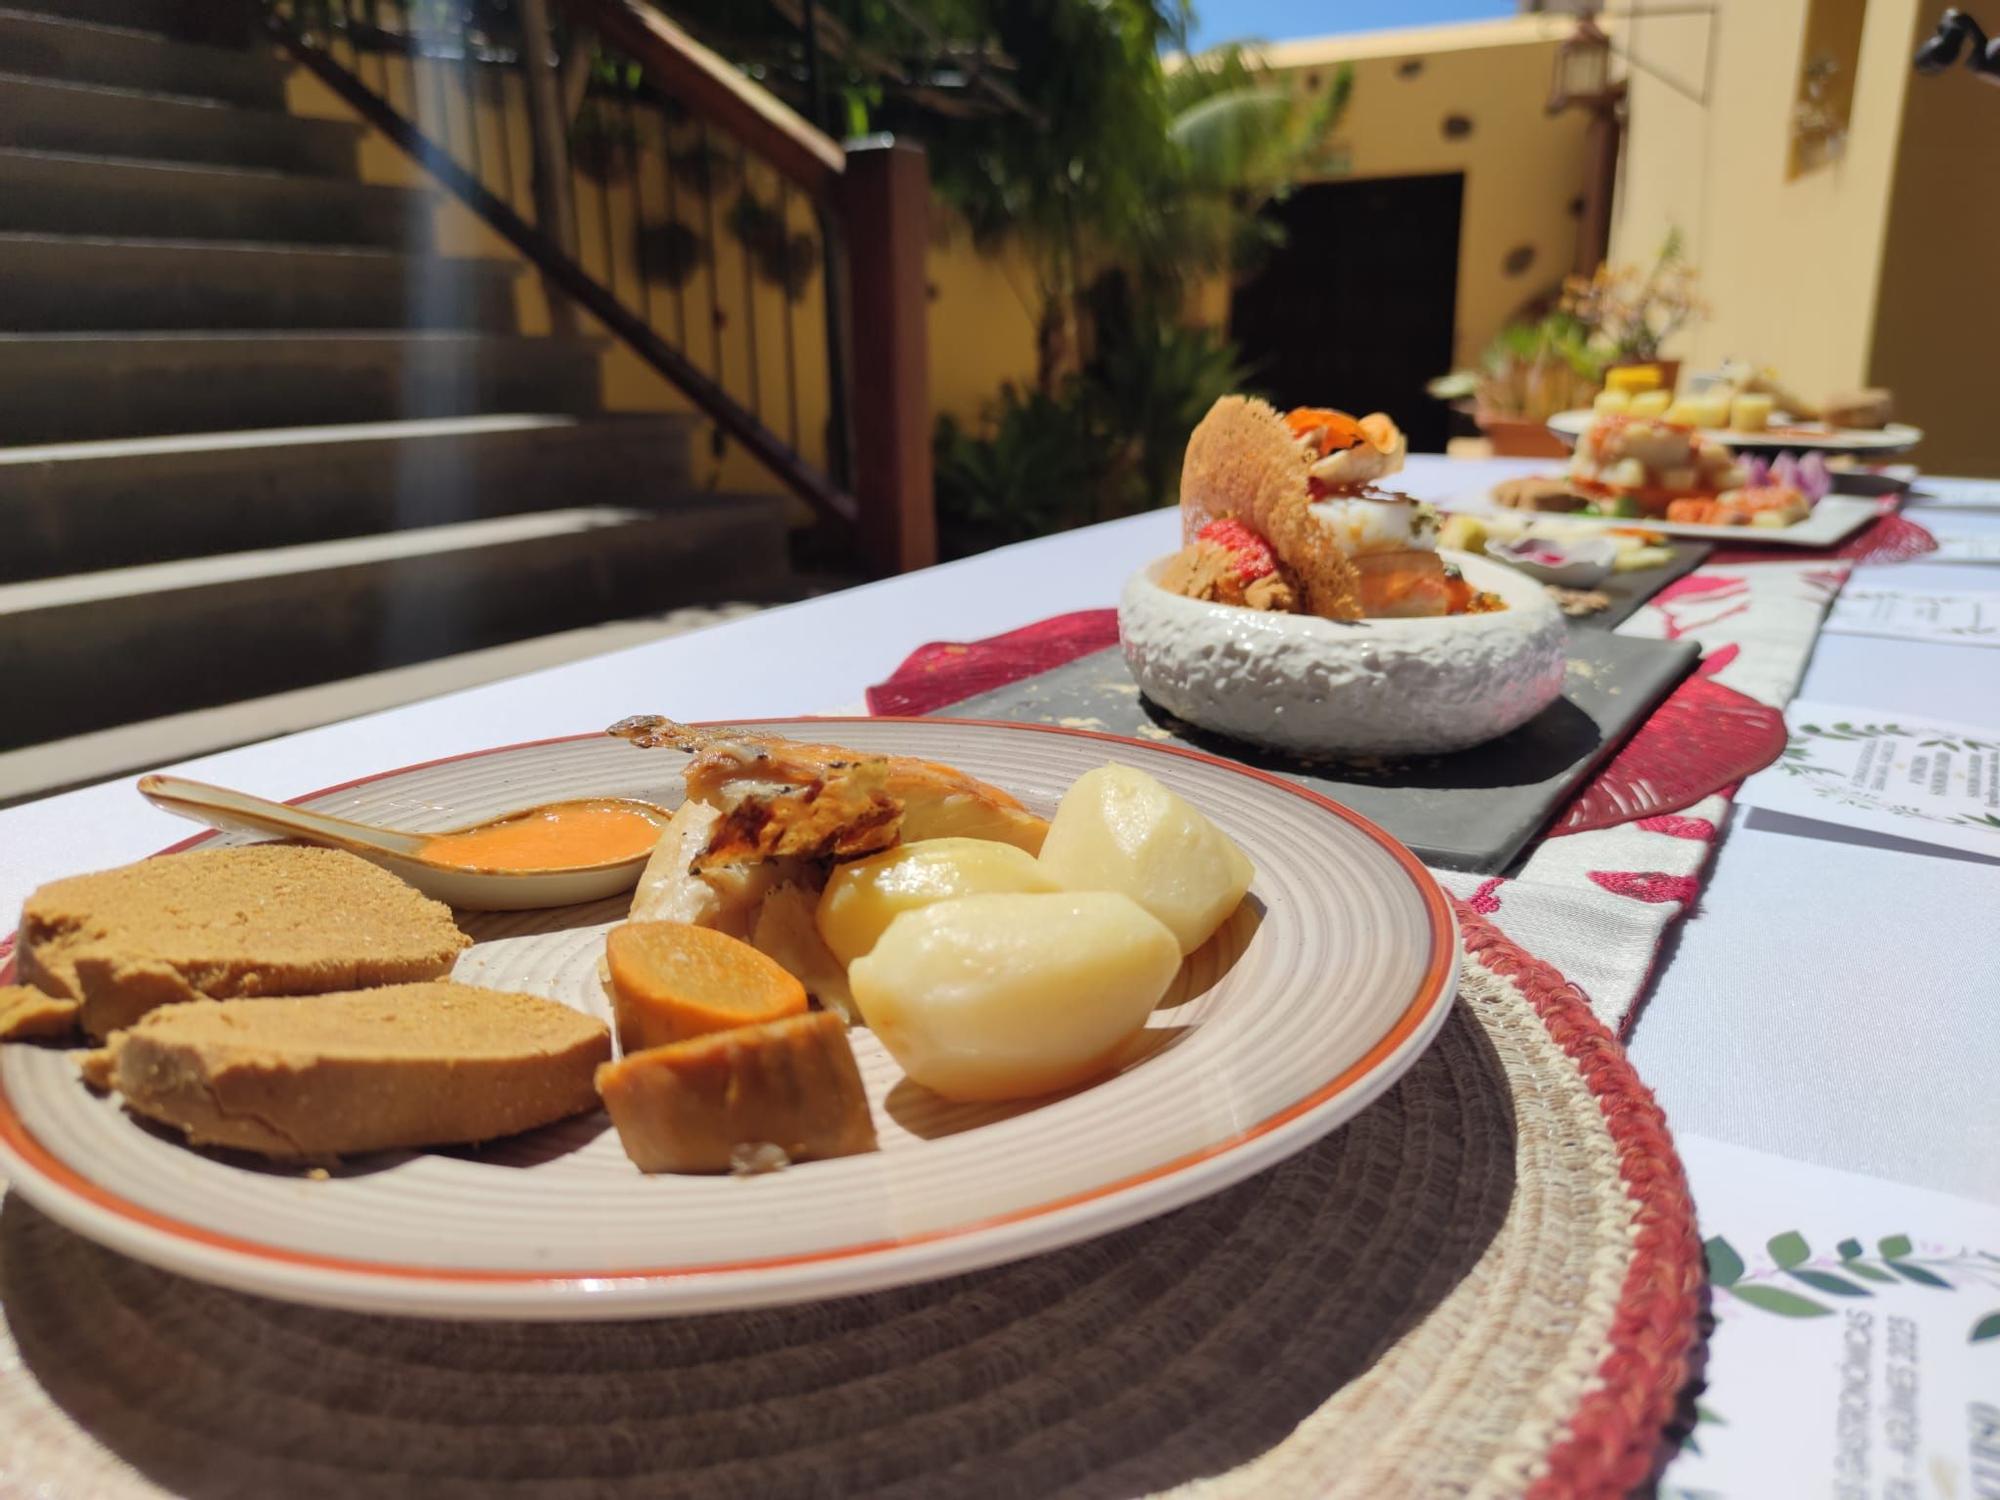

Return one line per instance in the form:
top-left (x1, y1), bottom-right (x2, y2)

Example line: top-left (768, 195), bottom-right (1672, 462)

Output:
top-left (1178, 396), bottom-right (1362, 622)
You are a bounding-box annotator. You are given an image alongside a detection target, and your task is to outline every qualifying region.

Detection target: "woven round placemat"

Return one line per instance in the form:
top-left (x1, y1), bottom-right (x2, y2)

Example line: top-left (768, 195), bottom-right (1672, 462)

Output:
top-left (0, 903), bottom-right (1703, 1499)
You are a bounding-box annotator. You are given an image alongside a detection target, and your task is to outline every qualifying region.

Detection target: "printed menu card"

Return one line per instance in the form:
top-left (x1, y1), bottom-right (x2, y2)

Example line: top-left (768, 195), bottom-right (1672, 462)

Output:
top-left (1662, 1135), bottom-right (2000, 1500)
top-left (1734, 701), bottom-right (2000, 859)
top-left (1824, 589), bottom-right (2000, 648)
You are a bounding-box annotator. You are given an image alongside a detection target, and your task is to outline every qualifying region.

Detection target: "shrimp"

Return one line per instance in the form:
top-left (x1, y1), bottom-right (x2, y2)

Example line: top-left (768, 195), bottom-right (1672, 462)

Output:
top-left (1287, 407), bottom-right (1408, 489)
top-left (1664, 498), bottom-right (1727, 525)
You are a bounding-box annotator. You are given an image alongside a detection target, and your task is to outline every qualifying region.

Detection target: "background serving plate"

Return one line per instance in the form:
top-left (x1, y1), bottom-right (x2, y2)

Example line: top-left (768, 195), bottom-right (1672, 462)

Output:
top-left (1448, 486), bottom-right (1879, 547)
top-left (0, 720), bottom-right (1457, 1321)
top-left (1546, 407), bottom-right (1923, 456)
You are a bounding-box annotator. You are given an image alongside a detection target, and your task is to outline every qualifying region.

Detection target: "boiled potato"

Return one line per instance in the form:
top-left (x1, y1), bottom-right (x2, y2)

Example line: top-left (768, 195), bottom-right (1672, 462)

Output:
top-left (850, 891), bottom-right (1180, 1102)
top-left (815, 837), bottom-right (1056, 966)
top-left (1036, 764), bottom-right (1253, 955)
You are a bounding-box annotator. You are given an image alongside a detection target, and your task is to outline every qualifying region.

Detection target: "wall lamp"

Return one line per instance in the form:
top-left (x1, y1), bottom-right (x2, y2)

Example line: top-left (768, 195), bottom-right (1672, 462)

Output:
top-left (1914, 8), bottom-right (2000, 85)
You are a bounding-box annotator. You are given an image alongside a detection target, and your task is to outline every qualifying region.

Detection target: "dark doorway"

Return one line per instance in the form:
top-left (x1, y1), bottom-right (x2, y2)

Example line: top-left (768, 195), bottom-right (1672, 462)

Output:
top-left (1229, 173), bottom-right (1464, 454)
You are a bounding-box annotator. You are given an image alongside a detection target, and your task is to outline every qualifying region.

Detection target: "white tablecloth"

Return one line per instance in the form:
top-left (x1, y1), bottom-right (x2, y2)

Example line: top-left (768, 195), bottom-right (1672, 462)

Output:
top-left (4, 457), bottom-right (1997, 1209)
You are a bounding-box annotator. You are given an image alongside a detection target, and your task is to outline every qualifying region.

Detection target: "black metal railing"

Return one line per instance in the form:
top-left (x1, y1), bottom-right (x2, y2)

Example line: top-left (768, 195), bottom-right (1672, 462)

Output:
top-left (261, 0), bottom-right (875, 539)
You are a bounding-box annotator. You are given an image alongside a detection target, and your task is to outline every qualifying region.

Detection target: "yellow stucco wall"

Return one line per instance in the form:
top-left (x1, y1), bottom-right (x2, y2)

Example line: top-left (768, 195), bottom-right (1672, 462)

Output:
top-left (1613, 0), bottom-right (2000, 474)
top-left (1867, 6), bottom-right (2000, 475)
top-left (1611, 0), bottom-right (1916, 399)
top-left (944, 17), bottom-right (1608, 419)
top-left (1255, 17), bottom-right (1597, 372)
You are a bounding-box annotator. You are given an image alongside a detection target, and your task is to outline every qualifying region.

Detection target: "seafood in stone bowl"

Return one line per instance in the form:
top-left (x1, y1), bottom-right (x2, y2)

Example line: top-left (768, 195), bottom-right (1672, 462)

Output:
top-left (1119, 398), bottom-right (1567, 757)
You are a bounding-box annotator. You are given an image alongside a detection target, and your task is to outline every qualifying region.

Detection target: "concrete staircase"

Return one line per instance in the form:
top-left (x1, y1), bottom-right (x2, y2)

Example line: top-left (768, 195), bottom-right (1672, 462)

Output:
top-left (1, 0), bottom-right (795, 800)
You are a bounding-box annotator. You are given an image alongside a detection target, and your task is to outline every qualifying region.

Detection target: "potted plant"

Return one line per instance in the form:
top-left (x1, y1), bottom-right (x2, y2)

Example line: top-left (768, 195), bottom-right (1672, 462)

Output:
top-left (1429, 311), bottom-right (1603, 457)
top-left (1559, 229), bottom-right (1706, 393)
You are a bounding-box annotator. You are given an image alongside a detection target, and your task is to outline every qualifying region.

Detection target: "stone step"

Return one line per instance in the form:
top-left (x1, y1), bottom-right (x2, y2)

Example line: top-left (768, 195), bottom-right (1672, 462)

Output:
top-left (0, 602), bottom-right (771, 807)
top-left (0, 332), bottom-right (607, 443)
top-left (1, 0), bottom-right (233, 43)
top-left (0, 414), bottom-right (698, 580)
top-left (0, 233), bottom-right (518, 332)
top-left (1, 500), bottom-right (794, 748)
top-left (0, 71), bottom-right (361, 175)
top-left (0, 7), bottom-right (286, 107)
top-left (0, 148), bottom-right (434, 248)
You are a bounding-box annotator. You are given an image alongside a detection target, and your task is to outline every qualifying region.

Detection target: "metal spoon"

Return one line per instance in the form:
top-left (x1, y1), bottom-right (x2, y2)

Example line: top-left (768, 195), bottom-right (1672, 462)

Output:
top-left (137, 774), bottom-right (669, 911)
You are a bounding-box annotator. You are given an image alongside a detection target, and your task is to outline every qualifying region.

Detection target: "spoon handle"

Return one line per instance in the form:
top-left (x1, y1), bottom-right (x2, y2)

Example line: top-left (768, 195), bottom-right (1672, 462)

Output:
top-left (137, 775), bottom-right (428, 856)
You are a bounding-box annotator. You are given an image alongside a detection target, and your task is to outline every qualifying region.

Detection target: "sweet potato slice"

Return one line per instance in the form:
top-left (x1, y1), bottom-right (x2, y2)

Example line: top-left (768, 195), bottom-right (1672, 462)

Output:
top-left (605, 921), bottom-right (806, 1054)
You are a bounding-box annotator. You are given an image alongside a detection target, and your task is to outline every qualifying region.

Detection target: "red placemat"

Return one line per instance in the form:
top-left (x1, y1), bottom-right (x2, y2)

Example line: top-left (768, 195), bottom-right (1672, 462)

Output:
top-left (1707, 502), bottom-right (1936, 567)
top-left (867, 611), bottom-right (1120, 717)
top-left (866, 610), bottom-right (1781, 839)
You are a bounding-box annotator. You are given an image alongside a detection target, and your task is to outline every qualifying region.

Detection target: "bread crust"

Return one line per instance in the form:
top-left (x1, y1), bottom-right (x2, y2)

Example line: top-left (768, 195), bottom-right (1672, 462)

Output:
top-left (19, 844), bottom-right (469, 1038)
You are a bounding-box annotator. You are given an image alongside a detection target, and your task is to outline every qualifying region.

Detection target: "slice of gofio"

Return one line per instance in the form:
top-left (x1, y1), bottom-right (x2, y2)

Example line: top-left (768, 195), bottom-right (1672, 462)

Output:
top-left (597, 1010), bottom-right (877, 1173)
top-left (605, 921), bottom-right (806, 1054)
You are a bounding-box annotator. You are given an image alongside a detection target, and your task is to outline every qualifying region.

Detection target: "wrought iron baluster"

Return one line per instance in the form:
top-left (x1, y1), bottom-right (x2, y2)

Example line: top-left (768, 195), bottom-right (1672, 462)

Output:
top-left (700, 121), bottom-right (724, 395)
top-left (424, 10), bottom-right (456, 169)
top-left (594, 90), bottom-right (619, 302)
top-left (492, 61), bottom-right (518, 213)
top-left (739, 143), bottom-right (761, 423)
top-left (781, 180), bottom-right (800, 450)
top-left (456, 5), bottom-right (485, 192)
top-left (665, 105), bottom-right (686, 350)
top-left (631, 97), bottom-right (657, 330)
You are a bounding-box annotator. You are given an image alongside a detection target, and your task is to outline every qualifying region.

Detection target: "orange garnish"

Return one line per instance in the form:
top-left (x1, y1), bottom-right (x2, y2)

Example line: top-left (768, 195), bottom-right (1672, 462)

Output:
top-left (1283, 407), bottom-right (1363, 448)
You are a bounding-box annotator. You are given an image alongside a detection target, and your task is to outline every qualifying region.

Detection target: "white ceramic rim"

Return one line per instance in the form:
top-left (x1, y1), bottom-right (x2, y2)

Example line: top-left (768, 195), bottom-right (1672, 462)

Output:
top-left (1546, 408), bottom-right (1923, 454)
top-left (1128, 545), bottom-right (1557, 639)
top-left (0, 719), bottom-right (1460, 1320)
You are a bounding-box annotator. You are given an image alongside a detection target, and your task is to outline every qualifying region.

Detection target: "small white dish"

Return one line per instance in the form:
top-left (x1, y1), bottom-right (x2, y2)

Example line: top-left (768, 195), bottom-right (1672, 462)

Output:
top-left (1118, 549), bottom-right (1568, 757)
top-left (1484, 535), bottom-right (1617, 588)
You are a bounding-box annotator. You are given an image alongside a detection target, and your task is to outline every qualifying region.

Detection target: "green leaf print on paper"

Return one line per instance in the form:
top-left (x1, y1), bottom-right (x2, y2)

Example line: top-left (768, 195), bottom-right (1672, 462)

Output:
top-left (1728, 1284), bottom-right (1833, 1318)
top-left (1791, 1269), bottom-right (1871, 1297)
top-left (1879, 1234), bottom-right (1915, 1259)
top-left (1843, 1262), bottom-right (1898, 1285)
top-left (1886, 1261), bottom-right (1953, 1289)
top-left (1705, 1236), bottom-right (1745, 1288)
top-left (1974, 1312), bottom-right (2000, 1344)
top-left (1768, 1231), bottom-right (1810, 1268)
top-left (1837, 1238), bottom-right (1864, 1260)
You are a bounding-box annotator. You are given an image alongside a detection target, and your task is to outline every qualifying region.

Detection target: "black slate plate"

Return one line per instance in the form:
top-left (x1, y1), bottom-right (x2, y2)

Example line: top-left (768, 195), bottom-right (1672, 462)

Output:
top-left (935, 634), bottom-right (1700, 875)
top-left (1561, 540), bottom-right (1710, 630)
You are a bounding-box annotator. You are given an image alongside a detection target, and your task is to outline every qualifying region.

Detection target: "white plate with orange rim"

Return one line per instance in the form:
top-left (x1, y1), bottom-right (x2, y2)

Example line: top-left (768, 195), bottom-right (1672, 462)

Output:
top-left (1546, 407), bottom-right (1923, 456)
top-left (0, 718), bottom-right (1458, 1321)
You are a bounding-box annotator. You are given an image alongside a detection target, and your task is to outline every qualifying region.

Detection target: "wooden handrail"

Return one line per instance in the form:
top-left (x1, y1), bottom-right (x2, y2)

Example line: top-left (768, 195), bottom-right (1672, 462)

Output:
top-left (557, 0), bottom-right (846, 205)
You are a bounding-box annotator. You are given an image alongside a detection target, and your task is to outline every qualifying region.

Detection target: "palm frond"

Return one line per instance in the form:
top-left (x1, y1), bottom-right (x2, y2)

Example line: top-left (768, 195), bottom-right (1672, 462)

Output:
top-left (1170, 86), bottom-right (1296, 190)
